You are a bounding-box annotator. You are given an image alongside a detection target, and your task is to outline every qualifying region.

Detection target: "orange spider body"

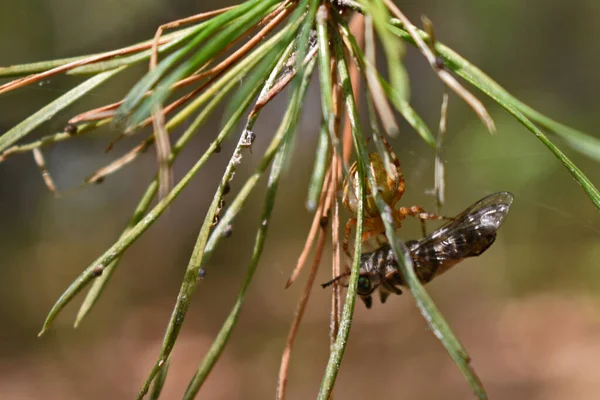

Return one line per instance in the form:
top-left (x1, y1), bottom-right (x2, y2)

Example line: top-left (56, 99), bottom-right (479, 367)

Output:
top-left (343, 152), bottom-right (404, 219)
top-left (342, 140), bottom-right (446, 256)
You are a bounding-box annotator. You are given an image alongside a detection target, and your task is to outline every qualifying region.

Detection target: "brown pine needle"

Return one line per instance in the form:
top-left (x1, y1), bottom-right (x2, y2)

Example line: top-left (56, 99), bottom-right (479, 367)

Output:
top-left (285, 164), bottom-right (332, 288)
top-left (32, 148), bottom-right (59, 197)
top-left (103, 5), bottom-right (295, 153)
top-left (151, 105), bottom-right (173, 200)
top-left (85, 140), bottom-right (150, 184)
top-left (364, 15), bottom-right (399, 138)
top-left (341, 14), bottom-right (364, 165)
top-left (249, 43), bottom-right (319, 120)
top-left (0, 36), bottom-right (179, 96)
top-left (148, 7), bottom-right (237, 71)
top-left (168, 4), bottom-right (295, 91)
top-left (279, 151), bottom-right (339, 399)
top-left (69, 102), bottom-right (122, 125)
top-left (149, 22), bottom-right (172, 201)
top-left (277, 226), bottom-right (327, 400)
top-left (104, 79), bottom-right (216, 152)
top-left (0, 6), bottom-right (239, 95)
top-left (330, 154), bottom-right (342, 346)
top-left (433, 91), bottom-right (449, 211)
top-left (69, 4), bottom-right (291, 126)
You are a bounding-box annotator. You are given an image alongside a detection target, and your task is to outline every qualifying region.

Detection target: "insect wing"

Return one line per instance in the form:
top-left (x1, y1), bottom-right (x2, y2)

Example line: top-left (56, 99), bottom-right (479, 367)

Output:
top-left (409, 192), bottom-right (513, 277)
top-left (454, 191), bottom-right (513, 226)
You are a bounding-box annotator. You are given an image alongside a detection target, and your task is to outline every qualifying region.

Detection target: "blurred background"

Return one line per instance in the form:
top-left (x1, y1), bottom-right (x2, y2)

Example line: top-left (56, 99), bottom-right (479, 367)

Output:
top-left (1, 1), bottom-right (600, 399)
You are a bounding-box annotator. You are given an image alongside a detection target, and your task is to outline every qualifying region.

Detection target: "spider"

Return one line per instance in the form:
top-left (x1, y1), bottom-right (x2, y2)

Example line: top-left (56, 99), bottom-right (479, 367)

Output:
top-left (342, 137), bottom-right (449, 257)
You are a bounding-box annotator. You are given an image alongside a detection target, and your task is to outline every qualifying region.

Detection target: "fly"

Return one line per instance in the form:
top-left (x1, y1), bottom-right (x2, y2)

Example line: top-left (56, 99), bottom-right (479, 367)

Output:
top-left (323, 192), bottom-right (514, 308)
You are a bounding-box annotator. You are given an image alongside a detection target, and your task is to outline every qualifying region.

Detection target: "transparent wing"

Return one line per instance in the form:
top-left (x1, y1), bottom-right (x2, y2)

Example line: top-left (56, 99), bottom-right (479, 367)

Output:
top-left (410, 191), bottom-right (513, 262)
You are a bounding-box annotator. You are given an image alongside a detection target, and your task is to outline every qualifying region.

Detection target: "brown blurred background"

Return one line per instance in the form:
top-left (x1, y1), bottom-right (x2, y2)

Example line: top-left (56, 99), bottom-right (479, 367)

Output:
top-left (2, 1), bottom-right (600, 399)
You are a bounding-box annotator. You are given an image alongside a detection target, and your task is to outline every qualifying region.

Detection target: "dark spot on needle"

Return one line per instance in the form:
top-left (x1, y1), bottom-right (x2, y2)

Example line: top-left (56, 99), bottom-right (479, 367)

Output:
top-left (64, 123), bottom-right (78, 135)
top-left (435, 56), bottom-right (445, 69)
top-left (319, 216), bottom-right (329, 228)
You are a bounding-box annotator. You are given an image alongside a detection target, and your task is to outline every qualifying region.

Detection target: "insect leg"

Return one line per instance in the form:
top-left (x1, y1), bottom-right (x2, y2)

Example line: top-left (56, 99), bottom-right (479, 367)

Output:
top-left (360, 295), bottom-right (373, 309)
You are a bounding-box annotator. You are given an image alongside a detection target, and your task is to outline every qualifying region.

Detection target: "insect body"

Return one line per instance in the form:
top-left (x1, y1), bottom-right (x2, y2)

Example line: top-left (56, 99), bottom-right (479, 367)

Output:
top-left (325, 191), bottom-right (514, 308)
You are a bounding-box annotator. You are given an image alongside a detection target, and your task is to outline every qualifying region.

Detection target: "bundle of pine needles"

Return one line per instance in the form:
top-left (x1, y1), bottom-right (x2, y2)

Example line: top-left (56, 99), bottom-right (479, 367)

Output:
top-left (1, 1), bottom-right (599, 399)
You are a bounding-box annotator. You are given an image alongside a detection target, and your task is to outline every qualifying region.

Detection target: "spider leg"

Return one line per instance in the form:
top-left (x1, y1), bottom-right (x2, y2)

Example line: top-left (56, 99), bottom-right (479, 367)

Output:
top-left (397, 206), bottom-right (451, 236)
top-left (345, 217), bottom-right (386, 257)
top-left (361, 225), bottom-right (384, 243)
top-left (389, 173), bottom-right (406, 208)
top-left (379, 135), bottom-right (401, 169)
top-left (379, 136), bottom-right (406, 208)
